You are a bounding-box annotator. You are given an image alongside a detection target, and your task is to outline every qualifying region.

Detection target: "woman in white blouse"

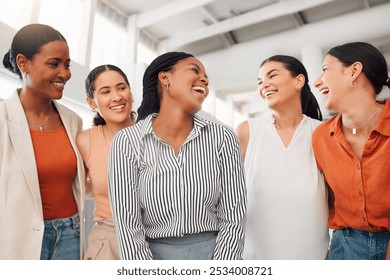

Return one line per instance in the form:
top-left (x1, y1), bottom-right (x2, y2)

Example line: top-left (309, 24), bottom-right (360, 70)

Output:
top-left (108, 51), bottom-right (246, 260)
top-left (236, 55), bottom-right (329, 259)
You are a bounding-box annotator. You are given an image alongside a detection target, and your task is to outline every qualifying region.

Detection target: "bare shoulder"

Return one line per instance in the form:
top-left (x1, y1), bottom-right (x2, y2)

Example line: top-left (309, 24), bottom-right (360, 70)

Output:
top-left (235, 121), bottom-right (250, 159)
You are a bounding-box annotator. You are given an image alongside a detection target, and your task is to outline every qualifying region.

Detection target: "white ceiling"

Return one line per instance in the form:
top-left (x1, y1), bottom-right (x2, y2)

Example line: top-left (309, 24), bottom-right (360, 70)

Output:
top-left (101, 0), bottom-right (390, 119)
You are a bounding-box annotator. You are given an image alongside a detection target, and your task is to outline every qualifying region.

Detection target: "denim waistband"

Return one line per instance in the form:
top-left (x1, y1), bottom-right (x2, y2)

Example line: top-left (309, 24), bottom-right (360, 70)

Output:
top-left (340, 228), bottom-right (390, 236)
top-left (44, 213), bottom-right (79, 230)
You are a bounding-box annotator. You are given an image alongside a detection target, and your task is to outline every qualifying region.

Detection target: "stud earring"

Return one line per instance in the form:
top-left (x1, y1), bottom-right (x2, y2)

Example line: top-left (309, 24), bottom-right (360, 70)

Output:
top-left (92, 108), bottom-right (97, 112)
top-left (296, 86), bottom-right (301, 91)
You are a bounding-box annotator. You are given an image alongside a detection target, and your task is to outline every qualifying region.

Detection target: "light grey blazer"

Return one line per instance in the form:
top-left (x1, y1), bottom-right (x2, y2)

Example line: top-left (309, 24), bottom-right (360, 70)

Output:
top-left (0, 91), bottom-right (85, 259)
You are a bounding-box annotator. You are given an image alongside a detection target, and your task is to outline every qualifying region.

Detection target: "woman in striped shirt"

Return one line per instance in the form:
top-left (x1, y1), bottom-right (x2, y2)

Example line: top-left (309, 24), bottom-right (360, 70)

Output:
top-left (108, 51), bottom-right (246, 260)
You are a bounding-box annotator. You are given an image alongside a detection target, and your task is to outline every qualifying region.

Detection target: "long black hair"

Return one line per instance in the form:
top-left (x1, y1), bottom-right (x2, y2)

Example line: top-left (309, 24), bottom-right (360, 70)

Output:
top-left (136, 51), bottom-right (194, 122)
top-left (328, 42), bottom-right (390, 95)
top-left (261, 55), bottom-right (323, 121)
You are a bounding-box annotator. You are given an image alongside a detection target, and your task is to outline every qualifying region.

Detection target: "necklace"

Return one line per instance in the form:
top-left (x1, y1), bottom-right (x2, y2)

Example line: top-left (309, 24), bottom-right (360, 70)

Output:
top-left (27, 105), bottom-right (53, 131)
top-left (343, 104), bottom-right (380, 135)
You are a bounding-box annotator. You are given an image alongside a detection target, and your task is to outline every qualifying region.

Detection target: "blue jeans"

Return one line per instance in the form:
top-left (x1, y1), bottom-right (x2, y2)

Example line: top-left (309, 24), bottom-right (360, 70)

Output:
top-left (40, 213), bottom-right (80, 260)
top-left (329, 228), bottom-right (390, 260)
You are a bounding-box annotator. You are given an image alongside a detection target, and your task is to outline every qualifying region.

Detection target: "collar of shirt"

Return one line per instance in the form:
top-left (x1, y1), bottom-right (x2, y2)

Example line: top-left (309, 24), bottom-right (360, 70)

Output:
top-left (328, 99), bottom-right (390, 137)
top-left (266, 111), bottom-right (308, 125)
top-left (139, 113), bottom-right (212, 141)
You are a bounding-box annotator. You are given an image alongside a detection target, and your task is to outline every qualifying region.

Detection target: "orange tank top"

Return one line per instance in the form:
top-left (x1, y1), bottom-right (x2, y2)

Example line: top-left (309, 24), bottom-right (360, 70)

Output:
top-left (30, 126), bottom-right (78, 220)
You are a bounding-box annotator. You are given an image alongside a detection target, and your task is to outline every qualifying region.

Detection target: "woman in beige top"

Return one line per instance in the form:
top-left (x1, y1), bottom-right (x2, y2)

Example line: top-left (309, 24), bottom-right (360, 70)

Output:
top-left (76, 64), bottom-right (135, 259)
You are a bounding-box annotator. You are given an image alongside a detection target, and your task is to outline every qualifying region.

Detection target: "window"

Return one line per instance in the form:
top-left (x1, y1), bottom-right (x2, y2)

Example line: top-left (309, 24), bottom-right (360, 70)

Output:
top-left (137, 43), bottom-right (156, 65)
top-left (38, 0), bottom-right (86, 64)
top-left (0, 0), bottom-right (33, 30)
top-left (89, 12), bottom-right (127, 70)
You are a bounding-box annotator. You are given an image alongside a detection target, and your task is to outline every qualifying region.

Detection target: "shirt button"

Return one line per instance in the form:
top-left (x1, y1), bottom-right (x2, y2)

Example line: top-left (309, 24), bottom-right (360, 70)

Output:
top-left (359, 191), bottom-right (363, 196)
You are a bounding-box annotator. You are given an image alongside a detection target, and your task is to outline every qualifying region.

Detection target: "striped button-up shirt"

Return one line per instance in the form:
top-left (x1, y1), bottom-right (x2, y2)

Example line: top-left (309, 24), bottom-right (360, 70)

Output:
top-left (108, 114), bottom-right (246, 260)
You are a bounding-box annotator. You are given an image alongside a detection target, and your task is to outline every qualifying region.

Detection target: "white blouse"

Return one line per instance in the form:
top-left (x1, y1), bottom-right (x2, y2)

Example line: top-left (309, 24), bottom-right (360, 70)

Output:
top-left (243, 113), bottom-right (329, 259)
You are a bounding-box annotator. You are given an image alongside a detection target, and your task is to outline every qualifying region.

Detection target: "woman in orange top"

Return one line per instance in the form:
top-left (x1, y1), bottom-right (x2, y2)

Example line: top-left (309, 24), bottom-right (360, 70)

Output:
top-left (0, 23), bottom-right (85, 260)
top-left (76, 64), bottom-right (135, 259)
top-left (312, 42), bottom-right (390, 260)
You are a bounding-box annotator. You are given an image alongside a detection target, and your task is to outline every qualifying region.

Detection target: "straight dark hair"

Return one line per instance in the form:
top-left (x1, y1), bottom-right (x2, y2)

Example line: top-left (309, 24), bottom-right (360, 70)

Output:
top-left (328, 42), bottom-right (390, 95)
top-left (261, 55), bottom-right (323, 121)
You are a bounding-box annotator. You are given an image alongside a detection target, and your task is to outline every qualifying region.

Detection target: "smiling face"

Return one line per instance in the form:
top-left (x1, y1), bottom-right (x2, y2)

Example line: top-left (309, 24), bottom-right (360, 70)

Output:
top-left (88, 70), bottom-right (133, 125)
top-left (162, 57), bottom-right (209, 115)
top-left (314, 54), bottom-right (351, 111)
top-left (257, 61), bottom-right (302, 110)
top-left (20, 40), bottom-right (71, 100)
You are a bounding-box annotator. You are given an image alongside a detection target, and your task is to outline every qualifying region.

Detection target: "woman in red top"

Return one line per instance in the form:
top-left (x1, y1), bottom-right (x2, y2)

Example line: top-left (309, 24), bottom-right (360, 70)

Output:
top-left (312, 42), bottom-right (390, 260)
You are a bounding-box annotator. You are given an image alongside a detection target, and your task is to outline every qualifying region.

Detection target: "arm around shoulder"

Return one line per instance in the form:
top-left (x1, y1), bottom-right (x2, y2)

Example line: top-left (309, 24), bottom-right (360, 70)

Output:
top-left (76, 129), bottom-right (93, 197)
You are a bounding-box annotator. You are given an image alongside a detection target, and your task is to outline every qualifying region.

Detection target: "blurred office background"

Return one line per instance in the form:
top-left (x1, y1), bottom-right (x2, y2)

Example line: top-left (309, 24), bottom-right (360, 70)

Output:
top-left (1, 0), bottom-right (390, 129)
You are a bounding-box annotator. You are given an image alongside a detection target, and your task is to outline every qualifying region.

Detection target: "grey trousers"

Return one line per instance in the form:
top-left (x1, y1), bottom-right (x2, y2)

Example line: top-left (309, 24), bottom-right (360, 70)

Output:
top-left (147, 231), bottom-right (218, 260)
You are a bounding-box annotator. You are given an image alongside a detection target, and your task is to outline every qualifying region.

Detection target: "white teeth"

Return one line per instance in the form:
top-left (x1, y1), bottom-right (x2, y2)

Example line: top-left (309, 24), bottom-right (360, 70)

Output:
top-left (263, 91), bottom-right (276, 97)
top-left (193, 86), bottom-right (206, 95)
top-left (320, 88), bottom-right (329, 94)
top-left (51, 82), bottom-right (65, 88)
top-left (111, 105), bottom-right (125, 110)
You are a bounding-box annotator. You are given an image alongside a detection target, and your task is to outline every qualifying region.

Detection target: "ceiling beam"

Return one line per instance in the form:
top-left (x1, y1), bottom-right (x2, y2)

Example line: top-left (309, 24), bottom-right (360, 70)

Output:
top-left (136, 0), bottom-right (217, 28)
top-left (292, 11), bottom-right (307, 27)
top-left (201, 7), bottom-right (236, 47)
top-left (161, 0), bottom-right (336, 49)
top-left (204, 3), bottom-right (390, 117)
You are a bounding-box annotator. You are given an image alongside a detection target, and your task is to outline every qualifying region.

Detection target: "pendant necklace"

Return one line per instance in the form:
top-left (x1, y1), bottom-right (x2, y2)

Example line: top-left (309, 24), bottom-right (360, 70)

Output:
top-left (343, 104), bottom-right (380, 135)
top-left (27, 105), bottom-right (53, 131)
